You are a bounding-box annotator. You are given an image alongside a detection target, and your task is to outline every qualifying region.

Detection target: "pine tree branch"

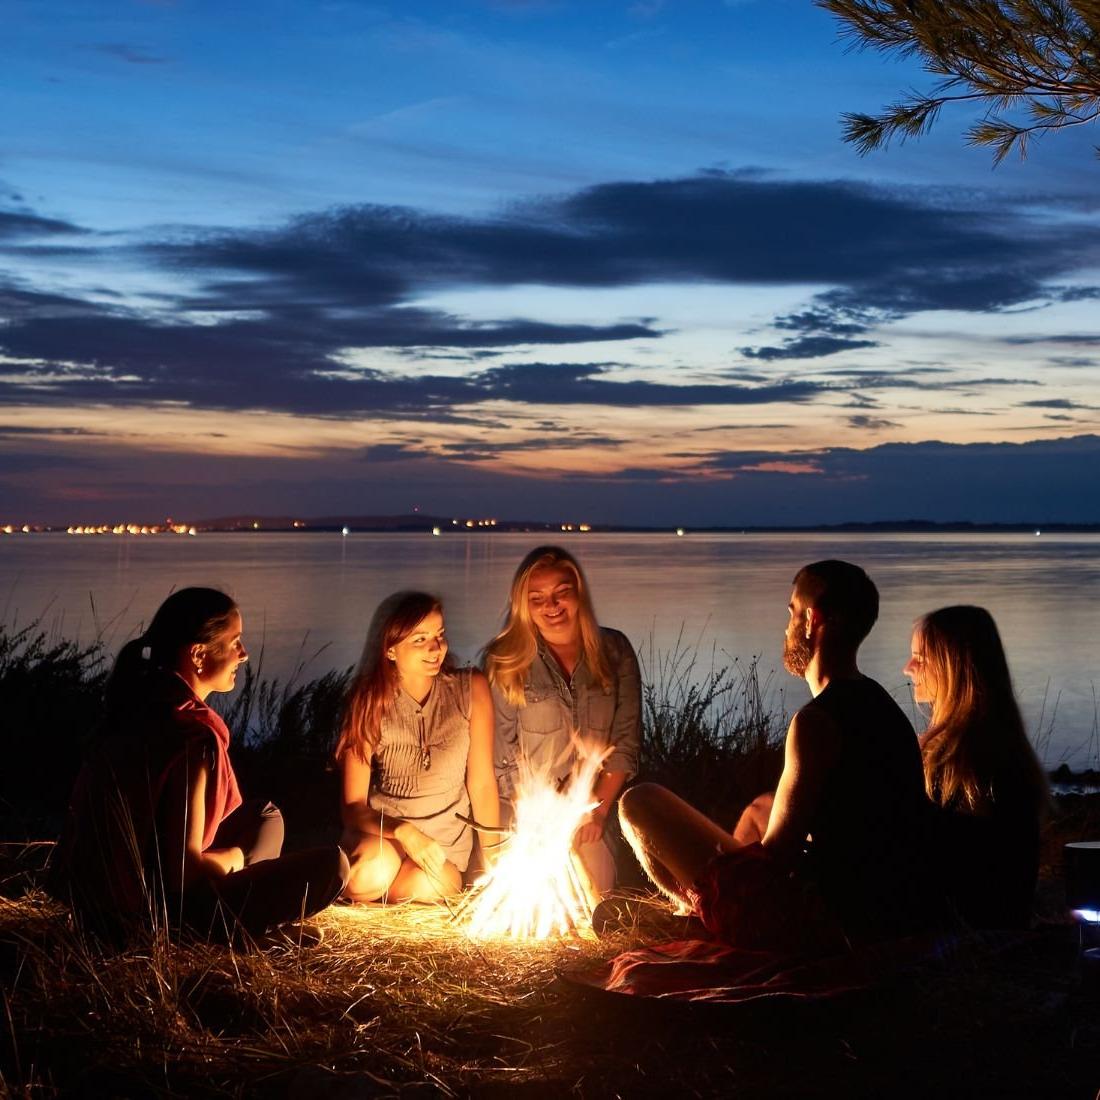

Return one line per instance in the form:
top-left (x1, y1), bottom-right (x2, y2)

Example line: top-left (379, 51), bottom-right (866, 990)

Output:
top-left (818, 0), bottom-right (1100, 162)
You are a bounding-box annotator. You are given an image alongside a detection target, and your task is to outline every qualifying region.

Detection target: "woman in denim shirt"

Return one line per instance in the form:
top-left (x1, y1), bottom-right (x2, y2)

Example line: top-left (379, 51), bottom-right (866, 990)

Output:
top-left (484, 546), bottom-right (641, 896)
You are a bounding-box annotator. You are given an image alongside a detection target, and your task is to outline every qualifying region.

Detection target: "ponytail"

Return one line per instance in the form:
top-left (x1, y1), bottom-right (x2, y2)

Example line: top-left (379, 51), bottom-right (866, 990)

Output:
top-left (104, 587), bottom-right (238, 710)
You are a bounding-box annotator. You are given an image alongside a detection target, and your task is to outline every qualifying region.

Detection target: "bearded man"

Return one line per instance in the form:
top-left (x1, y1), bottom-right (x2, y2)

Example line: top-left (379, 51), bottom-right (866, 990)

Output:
top-left (615, 560), bottom-right (937, 950)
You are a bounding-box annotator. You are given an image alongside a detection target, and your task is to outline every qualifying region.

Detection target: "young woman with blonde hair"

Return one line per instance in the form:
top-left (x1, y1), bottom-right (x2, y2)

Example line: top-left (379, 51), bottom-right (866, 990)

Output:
top-left (484, 546), bottom-right (641, 896)
top-left (336, 591), bottom-right (499, 903)
top-left (904, 604), bottom-right (1049, 927)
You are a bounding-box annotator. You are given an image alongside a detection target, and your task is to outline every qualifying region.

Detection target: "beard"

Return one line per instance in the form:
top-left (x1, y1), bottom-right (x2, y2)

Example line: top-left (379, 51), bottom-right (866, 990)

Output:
top-left (782, 627), bottom-right (813, 677)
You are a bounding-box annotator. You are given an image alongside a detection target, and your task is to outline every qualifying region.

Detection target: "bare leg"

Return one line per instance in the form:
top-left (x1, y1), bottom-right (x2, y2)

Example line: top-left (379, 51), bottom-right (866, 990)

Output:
top-left (340, 830), bottom-right (402, 903)
top-left (387, 858), bottom-right (463, 903)
top-left (573, 835), bottom-right (616, 899)
top-left (732, 792), bottom-right (774, 846)
top-left (618, 783), bottom-right (738, 907)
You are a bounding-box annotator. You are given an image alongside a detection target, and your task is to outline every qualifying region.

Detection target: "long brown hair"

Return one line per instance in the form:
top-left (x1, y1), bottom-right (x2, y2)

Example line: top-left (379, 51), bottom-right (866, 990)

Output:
top-left (483, 546), bottom-right (610, 706)
top-left (334, 591), bottom-right (451, 764)
top-left (916, 605), bottom-right (1048, 817)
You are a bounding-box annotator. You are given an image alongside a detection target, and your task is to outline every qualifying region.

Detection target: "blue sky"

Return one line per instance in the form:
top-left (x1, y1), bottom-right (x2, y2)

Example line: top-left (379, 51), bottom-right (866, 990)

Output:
top-left (2, 0), bottom-right (1099, 525)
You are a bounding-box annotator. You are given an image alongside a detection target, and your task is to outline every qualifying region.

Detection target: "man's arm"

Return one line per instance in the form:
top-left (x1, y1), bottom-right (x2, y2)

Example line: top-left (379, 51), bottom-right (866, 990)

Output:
top-left (762, 707), bottom-right (841, 866)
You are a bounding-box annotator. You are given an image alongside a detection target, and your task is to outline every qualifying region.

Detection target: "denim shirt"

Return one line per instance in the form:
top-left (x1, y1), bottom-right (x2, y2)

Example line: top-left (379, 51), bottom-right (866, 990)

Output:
top-left (491, 627), bottom-right (641, 800)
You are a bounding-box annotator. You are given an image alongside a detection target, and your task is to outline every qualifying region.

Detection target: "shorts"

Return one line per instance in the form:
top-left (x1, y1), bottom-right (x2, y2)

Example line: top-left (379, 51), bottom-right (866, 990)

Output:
top-left (687, 842), bottom-right (842, 953)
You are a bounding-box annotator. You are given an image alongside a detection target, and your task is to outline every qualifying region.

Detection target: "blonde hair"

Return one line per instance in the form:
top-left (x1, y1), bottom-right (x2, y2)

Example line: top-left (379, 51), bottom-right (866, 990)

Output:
top-left (334, 591), bottom-right (450, 764)
top-left (916, 605), bottom-right (1048, 818)
top-left (483, 546), bottom-right (610, 706)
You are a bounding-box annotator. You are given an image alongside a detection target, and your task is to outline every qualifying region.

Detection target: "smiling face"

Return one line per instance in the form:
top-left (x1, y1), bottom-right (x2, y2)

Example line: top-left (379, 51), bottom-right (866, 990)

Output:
top-left (526, 564), bottom-right (581, 647)
top-left (388, 609), bottom-right (448, 685)
top-left (903, 626), bottom-right (936, 704)
top-left (195, 610), bottom-right (248, 695)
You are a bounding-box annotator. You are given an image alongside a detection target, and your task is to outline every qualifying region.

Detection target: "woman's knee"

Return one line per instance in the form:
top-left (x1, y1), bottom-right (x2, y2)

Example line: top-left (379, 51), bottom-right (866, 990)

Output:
top-left (252, 802), bottom-right (285, 862)
top-left (343, 837), bottom-right (401, 900)
top-left (390, 859), bottom-right (462, 903)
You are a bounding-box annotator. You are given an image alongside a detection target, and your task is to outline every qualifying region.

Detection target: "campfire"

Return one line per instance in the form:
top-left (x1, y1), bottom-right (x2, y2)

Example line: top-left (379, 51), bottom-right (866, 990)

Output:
top-left (454, 744), bottom-right (609, 940)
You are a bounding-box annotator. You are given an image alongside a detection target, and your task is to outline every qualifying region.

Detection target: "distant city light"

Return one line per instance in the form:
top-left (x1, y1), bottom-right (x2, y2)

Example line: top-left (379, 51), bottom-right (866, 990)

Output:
top-left (676, 527), bottom-right (686, 536)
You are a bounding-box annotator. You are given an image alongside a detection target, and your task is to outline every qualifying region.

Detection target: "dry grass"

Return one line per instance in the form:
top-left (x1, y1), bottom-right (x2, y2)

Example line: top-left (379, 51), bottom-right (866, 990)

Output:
top-left (0, 887), bottom-right (652, 1097)
top-left (3, 871), bottom-right (1099, 1099)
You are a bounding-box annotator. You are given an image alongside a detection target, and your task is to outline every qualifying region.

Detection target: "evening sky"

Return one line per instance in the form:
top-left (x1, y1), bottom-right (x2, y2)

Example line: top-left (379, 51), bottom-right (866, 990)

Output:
top-left (2, 0), bottom-right (1099, 525)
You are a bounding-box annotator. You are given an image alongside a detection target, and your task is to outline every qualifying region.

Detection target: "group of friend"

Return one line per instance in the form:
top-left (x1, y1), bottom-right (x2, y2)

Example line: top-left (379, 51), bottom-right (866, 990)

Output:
top-left (48, 547), bottom-right (1049, 954)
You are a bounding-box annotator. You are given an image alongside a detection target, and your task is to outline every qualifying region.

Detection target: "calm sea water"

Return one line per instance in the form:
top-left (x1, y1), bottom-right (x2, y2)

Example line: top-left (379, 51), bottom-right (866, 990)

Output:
top-left (2, 531), bottom-right (1097, 767)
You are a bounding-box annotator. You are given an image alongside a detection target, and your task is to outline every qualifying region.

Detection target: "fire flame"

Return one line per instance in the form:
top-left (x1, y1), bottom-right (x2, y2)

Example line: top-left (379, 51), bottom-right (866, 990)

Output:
top-left (457, 743), bottom-right (609, 940)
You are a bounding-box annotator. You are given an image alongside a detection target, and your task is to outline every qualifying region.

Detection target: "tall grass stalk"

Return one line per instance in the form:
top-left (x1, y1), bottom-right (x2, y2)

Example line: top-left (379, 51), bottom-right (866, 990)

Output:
top-left (637, 631), bottom-right (787, 825)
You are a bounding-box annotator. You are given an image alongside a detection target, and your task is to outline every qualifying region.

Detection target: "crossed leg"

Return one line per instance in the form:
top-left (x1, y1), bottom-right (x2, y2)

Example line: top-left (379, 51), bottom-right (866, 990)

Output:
top-left (618, 784), bottom-right (776, 907)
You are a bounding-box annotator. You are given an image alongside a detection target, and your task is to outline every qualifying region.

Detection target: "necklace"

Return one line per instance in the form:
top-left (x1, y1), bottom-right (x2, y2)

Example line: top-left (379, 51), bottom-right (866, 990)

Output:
top-left (417, 712), bottom-right (431, 771)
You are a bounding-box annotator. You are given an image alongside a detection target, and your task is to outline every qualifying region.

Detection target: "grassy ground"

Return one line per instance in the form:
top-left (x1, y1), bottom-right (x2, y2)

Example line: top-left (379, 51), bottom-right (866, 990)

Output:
top-left (2, 622), bottom-right (1099, 1097)
top-left (1, 870), bottom-right (1098, 1098)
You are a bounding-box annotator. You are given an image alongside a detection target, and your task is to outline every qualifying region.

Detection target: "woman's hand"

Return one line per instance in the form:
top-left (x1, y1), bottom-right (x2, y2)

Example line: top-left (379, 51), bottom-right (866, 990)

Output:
top-left (573, 804), bottom-right (608, 848)
top-left (395, 823), bottom-right (448, 882)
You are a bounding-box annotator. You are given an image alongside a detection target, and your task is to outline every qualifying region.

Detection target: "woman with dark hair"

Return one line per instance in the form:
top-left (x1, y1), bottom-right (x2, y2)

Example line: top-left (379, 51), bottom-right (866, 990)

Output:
top-left (49, 588), bottom-right (348, 944)
top-left (904, 605), bottom-right (1050, 928)
top-left (484, 546), bottom-right (641, 897)
top-left (336, 592), bottom-right (499, 903)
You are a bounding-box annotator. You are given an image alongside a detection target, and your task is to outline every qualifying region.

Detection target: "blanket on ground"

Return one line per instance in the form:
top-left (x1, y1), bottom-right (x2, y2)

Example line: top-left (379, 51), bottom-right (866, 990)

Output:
top-left (565, 933), bottom-right (954, 1005)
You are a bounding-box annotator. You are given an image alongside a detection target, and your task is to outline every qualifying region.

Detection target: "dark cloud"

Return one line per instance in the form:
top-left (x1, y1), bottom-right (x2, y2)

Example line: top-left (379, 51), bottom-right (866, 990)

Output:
top-left (361, 443), bottom-right (424, 462)
top-left (0, 451), bottom-right (85, 473)
top-left (560, 435), bottom-right (1100, 524)
top-left (6, 428), bottom-right (1099, 527)
top-left (1004, 334), bottom-right (1100, 346)
top-left (1018, 398), bottom-right (1098, 411)
top-left (818, 368), bottom-right (1038, 394)
top-left (847, 414), bottom-right (901, 430)
top-left (0, 212), bottom-right (86, 239)
top-left (472, 361), bottom-right (830, 406)
top-left (740, 335), bottom-right (879, 361)
top-left (0, 425), bottom-right (96, 438)
top-left (773, 308), bottom-right (873, 338)
top-left (2, 171), bottom-right (1097, 419)
top-left (1048, 356), bottom-right (1098, 368)
top-left (440, 433), bottom-right (621, 461)
top-left (1055, 286), bottom-right (1100, 302)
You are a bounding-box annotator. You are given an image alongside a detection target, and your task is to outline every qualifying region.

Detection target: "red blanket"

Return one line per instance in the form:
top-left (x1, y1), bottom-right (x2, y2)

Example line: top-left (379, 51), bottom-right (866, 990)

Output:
top-left (567, 933), bottom-right (950, 1005)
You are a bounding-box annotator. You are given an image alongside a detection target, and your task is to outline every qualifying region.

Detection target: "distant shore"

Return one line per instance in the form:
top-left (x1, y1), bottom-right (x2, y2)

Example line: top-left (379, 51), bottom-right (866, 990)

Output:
top-left (5, 516), bottom-right (1100, 536)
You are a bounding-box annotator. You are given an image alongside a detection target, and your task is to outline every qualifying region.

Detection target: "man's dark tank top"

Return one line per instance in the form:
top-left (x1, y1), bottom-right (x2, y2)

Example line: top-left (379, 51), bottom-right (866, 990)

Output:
top-left (800, 676), bottom-right (935, 941)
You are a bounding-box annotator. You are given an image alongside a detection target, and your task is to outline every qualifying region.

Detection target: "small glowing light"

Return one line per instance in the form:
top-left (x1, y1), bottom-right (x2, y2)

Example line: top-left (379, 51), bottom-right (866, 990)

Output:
top-left (1072, 908), bottom-right (1100, 924)
top-left (1035, 529), bottom-right (1041, 537)
top-left (341, 526), bottom-right (350, 536)
top-left (676, 527), bottom-right (685, 537)
top-left (579, 524), bottom-right (591, 532)
top-left (251, 521), bottom-right (260, 530)
top-left (431, 526), bottom-right (441, 536)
